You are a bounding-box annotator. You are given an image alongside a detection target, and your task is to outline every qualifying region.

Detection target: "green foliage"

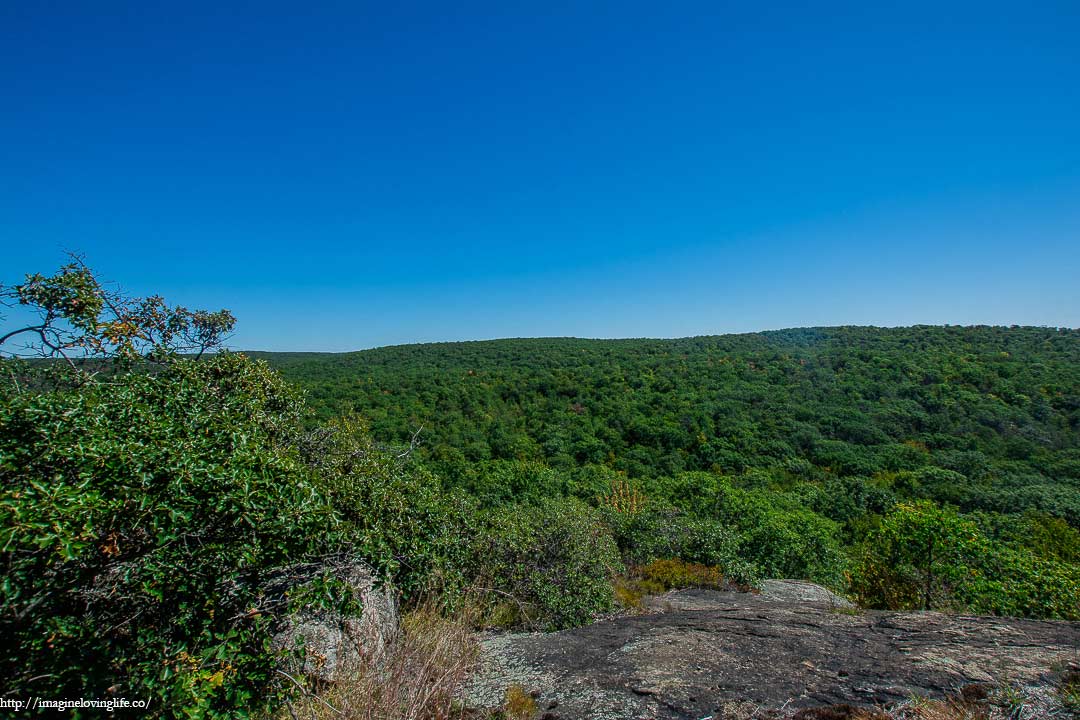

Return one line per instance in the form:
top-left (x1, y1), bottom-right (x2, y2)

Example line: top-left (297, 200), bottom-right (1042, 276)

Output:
top-left (6, 256), bottom-right (1080, 720)
top-left (706, 481), bottom-right (846, 588)
top-left (447, 459), bottom-right (572, 508)
top-left (472, 498), bottom-right (623, 629)
top-left (254, 328), bottom-right (1080, 521)
top-left (959, 544), bottom-right (1080, 620)
top-left (636, 558), bottom-right (729, 591)
top-left (1, 254), bottom-right (235, 365)
top-left (255, 327), bottom-right (1080, 619)
top-left (628, 470), bottom-right (846, 585)
top-left (853, 500), bottom-right (1080, 619)
top-left (972, 510), bottom-right (1080, 564)
top-left (0, 354), bottom-right (339, 716)
top-left (852, 500), bottom-right (981, 611)
top-left (613, 558), bottom-right (739, 610)
top-left (306, 414), bottom-right (478, 600)
top-left (795, 476), bottom-right (897, 542)
top-left (598, 500), bottom-right (759, 586)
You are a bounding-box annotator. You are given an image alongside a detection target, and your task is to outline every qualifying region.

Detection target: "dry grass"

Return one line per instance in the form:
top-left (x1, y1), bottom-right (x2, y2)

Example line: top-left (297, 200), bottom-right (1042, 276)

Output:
top-left (281, 602), bottom-right (479, 720)
top-left (890, 696), bottom-right (988, 720)
top-left (888, 679), bottom-right (1080, 720)
top-left (613, 558), bottom-right (735, 611)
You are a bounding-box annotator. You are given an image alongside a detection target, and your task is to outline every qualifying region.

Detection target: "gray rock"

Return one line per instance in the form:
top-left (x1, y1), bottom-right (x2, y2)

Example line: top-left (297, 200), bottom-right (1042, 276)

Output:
top-left (759, 579), bottom-right (855, 608)
top-left (464, 587), bottom-right (1080, 719)
top-left (268, 557), bottom-right (398, 683)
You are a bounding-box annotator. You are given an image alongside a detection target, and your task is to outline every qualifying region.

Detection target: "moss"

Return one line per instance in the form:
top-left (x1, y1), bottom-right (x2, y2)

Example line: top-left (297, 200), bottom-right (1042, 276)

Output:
top-left (502, 685), bottom-right (537, 720)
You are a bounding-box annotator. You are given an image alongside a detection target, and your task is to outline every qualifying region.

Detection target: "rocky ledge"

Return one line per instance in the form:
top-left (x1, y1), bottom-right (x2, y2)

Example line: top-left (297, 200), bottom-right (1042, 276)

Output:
top-left (465, 583), bottom-right (1080, 719)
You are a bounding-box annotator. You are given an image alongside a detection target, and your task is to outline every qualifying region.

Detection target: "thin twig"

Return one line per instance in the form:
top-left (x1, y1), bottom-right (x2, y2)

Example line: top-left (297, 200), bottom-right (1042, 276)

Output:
top-left (274, 669), bottom-right (342, 716)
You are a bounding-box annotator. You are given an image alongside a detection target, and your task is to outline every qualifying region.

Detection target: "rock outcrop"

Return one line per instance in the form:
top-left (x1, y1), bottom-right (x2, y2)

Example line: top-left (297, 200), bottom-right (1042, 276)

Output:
top-left (268, 557), bottom-right (398, 683)
top-left (465, 585), bottom-right (1080, 719)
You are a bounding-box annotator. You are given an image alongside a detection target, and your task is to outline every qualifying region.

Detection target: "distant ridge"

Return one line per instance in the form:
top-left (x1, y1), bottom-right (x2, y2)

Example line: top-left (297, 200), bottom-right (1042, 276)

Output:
top-left (244, 323), bottom-right (1079, 356)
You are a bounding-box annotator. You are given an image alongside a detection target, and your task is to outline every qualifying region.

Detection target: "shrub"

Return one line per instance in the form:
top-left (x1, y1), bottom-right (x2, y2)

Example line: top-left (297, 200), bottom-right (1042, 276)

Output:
top-left (472, 498), bottom-right (622, 629)
top-left (612, 576), bottom-right (655, 610)
top-left (971, 510), bottom-right (1080, 564)
top-left (0, 355), bottom-right (342, 716)
top-left (636, 558), bottom-right (728, 591)
top-left (850, 500), bottom-right (980, 612)
top-left (600, 502), bottom-right (759, 587)
top-left (307, 414), bottom-right (478, 601)
top-left (959, 545), bottom-right (1080, 620)
top-left (448, 459), bottom-right (569, 508)
top-left (710, 484), bottom-right (846, 587)
top-left (613, 559), bottom-right (747, 612)
top-left (853, 500), bottom-right (1080, 619)
top-left (639, 473), bottom-right (844, 587)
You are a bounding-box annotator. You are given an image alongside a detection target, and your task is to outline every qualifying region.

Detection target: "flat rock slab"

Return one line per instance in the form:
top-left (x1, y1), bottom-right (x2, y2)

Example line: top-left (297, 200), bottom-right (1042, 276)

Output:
top-left (758, 580), bottom-right (855, 608)
top-left (465, 588), bottom-right (1080, 720)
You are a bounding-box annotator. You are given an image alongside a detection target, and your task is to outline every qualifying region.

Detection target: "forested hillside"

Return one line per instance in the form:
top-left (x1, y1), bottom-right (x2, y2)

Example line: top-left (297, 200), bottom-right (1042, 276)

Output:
top-left (255, 326), bottom-right (1080, 525)
top-left (247, 327), bottom-right (1080, 623)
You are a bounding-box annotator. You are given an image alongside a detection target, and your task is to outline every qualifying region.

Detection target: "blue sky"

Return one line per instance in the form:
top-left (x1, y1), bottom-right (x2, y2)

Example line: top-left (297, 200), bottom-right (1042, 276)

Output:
top-left (2, 1), bottom-right (1078, 351)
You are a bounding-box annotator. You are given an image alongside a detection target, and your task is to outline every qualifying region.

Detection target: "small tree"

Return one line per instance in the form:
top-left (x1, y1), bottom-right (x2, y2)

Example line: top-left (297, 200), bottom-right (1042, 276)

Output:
top-left (0, 254), bottom-right (234, 372)
top-left (853, 500), bottom-right (981, 611)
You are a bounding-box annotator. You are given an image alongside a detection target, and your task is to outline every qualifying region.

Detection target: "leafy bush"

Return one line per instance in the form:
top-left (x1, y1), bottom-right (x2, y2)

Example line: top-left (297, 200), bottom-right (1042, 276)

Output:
top-left (710, 484), bottom-right (846, 587)
top-left (599, 501), bottom-right (759, 587)
top-left (971, 510), bottom-right (1080, 564)
top-left (959, 545), bottom-right (1080, 620)
top-left (613, 558), bottom-right (746, 612)
top-left (632, 472), bottom-right (844, 586)
top-left (850, 500), bottom-right (981, 612)
top-left (447, 459), bottom-right (570, 508)
top-left (853, 500), bottom-right (1080, 619)
top-left (472, 498), bottom-right (623, 629)
top-left (306, 414), bottom-right (478, 600)
top-left (636, 558), bottom-right (728, 590)
top-left (0, 355), bottom-right (343, 716)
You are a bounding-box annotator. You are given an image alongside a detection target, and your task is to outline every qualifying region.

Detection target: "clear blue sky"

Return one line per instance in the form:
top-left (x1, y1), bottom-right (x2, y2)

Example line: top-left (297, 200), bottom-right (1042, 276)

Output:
top-left (2, 1), bottom-right (1078, 351)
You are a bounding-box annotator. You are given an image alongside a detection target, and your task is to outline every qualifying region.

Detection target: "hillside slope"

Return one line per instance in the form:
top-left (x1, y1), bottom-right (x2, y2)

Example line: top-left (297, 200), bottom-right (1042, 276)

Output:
top-left (253, 325), bottom-right (1080, 521)
top-left (252, 326), bottom-right (1080, 621)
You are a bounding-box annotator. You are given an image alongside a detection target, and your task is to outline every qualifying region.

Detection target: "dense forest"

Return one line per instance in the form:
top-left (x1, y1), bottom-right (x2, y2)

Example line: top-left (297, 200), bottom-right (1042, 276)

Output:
top-left (255, 327), bottom-right (1080, 523)
top-left (3, 261), bottom-right (1078, 718)
top-left (253, 327), bottom-right (1080, 619)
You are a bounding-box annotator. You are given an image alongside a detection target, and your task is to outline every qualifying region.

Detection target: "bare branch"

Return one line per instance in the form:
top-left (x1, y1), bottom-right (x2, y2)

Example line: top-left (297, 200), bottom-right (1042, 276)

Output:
top-left (0, 324), bottom-right (47, 348)
top-left (396, 424), bottom-right (425, 460)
